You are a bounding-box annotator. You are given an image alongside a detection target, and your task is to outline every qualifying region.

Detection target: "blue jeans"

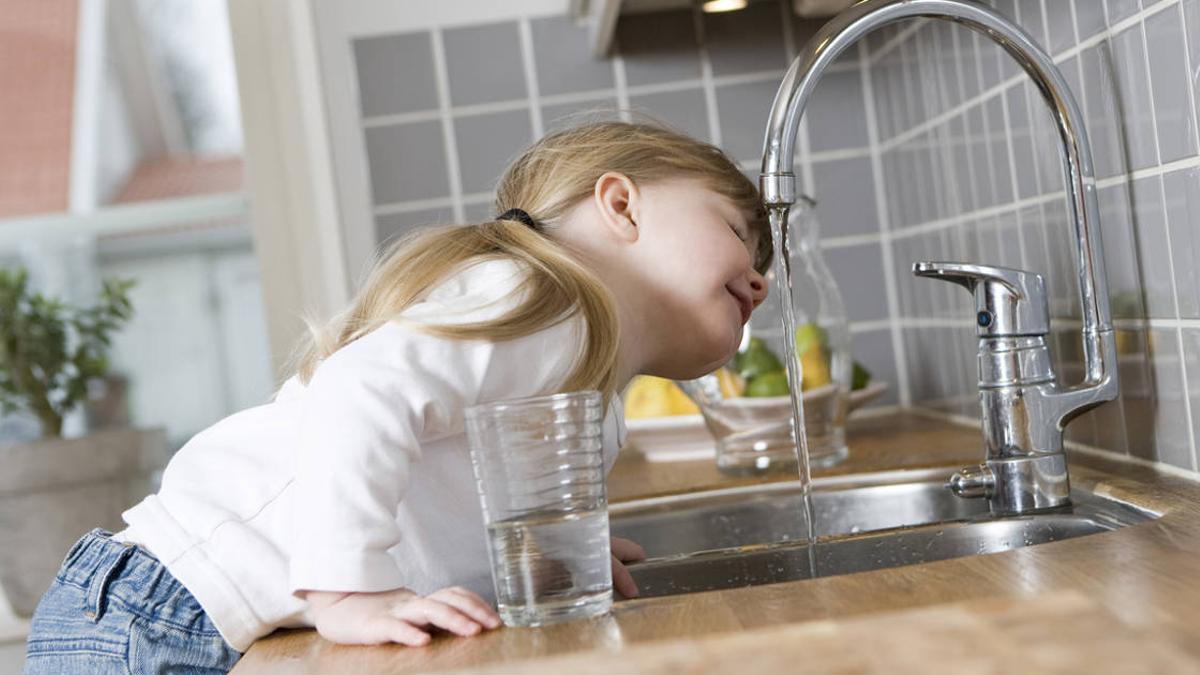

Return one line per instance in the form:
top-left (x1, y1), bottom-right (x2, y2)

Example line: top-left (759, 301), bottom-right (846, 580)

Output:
top-left (24, 529), bottom-right (242, 674)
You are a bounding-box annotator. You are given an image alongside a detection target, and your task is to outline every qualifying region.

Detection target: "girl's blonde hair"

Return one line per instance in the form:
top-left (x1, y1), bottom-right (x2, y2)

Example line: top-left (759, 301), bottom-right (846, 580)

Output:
top-left (293, 120), bottom-right (771, 400)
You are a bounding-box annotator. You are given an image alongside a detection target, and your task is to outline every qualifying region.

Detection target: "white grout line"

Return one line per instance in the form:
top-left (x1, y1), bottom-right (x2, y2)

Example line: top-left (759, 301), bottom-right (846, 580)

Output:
top-left (517, 17), bottom-right (545, 138)
top-left (627, 77), bottom-right (706, 97)
top-left (613, 53), bottom-right (631, 122)
top-left (693, 8), bottom-right (723, 147)
top-left (429, 28), bottom-right (465, 222)
top-left (859, 39), bottom-right (912, 408)
top-left (821, 232), bottom-right (886, 249)
top-left (736, 145), bottom-right (874, 169)
top-left (362, 109), bottom-right (443, 128)
top-left (849, 318), bottom-right (894, 333)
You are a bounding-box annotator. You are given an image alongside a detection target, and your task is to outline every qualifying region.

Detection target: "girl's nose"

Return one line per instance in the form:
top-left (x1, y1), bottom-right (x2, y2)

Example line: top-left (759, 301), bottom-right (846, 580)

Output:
top-left (748, 269), bottom-right (768, 308)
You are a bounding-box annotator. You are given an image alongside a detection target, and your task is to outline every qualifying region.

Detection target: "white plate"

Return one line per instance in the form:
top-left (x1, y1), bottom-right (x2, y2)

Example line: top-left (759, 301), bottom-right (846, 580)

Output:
top-left (625, 381), bottom-right (889, 462)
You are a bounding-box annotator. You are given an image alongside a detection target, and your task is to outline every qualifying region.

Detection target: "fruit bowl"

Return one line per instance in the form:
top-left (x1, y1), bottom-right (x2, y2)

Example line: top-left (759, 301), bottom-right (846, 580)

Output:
top-left (626, 381), bottom-right (889, 464)
top-left (719, 380), bottom-right (889, 417)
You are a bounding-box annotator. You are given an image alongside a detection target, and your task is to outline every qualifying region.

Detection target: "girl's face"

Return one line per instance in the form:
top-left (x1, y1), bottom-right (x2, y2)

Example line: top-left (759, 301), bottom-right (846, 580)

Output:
top-left (632, 178), bottom-right (768, 379)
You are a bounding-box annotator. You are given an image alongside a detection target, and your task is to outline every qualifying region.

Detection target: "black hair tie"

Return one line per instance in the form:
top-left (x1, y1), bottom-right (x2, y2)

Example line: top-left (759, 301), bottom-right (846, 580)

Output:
top-left (497, 208), bottom-right (537, 229)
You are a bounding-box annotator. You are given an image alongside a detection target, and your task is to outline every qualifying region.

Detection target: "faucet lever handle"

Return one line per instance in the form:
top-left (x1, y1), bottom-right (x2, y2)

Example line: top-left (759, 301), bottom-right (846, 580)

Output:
top-left (913, 261), bottom-right (1050, 337)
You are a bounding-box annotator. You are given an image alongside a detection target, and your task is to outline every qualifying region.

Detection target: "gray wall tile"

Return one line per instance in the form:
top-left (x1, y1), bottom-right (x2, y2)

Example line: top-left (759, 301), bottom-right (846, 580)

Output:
top-left (977, 34), bottom-right (1006, 91)
top-left (1162, 167), bottom-right (1200, 319)
top-left (1184, 0), bottom-right (1200, 147)
top-left (1148, 329), bottom-right (1194, 469)
top-left (1075, 0), bottom-right (1107, 40)
top-left (1145, 6), bottom-right (1199, 163)
top-left (812, 156), bottom-right (879, 239)
top-left (986, 94), bottom-right (1014, 206)
top-left (1097, 182), bottom-right (1146, 319)
top-left (949, 114), bottom-right (979, 213)
top-left (1106, 0), bottom-right (1141, 25)
top-left (703, 1), bottom-right (788, 76)
top-left (354, 32), bottom-right (438, 117)
top-left (934, 23), bottom-right (964, 111)
top-left (628, 88), bottom-right (711, 142)
top-left (463, 200), bottom-right (496, 222)
top-left (1043, 200), bottom-right (1083, 319)
top-left (1111, 23), bottom-right (1160, 170)
top-left (443, 22), bottom-right (527, 106)
top-left (364, 121), bottom-right (448, 204)
top-left (1131, 175), bottom-right (1176, 319)
top-left (1017, 0), bottom-right (1049, 52)
top-left (453, 110), bottom-right (534, 195)
top-left (531, 16), bottom-right (615, 96)
top-left (958, 30), bottom-right (983, 102)
top-left (807, 69), bottom-right (869, 153)
top-left (715, 79), bottom-right (779, 160)
top-left (850, 329), bottom-right (899, 407)
top-left (1019, 204), bottom-right (1052, 280)
top-left (1184, 329), bottom-right (1200, 453)
top-left (824, 243), bottom-right (890, 322)
top-left (968, 106), bottom-right (996, 208)
top-left (541, 99), bottom-right (621, 131)
top-left (617, 9), bottom-right (701, 86)
top-left (1080, 42), bottom-right (1126, 180)
top-left (375, 207), bottom-right (454, 246)
top-left (1044, 0), bottom-right (1077, 56)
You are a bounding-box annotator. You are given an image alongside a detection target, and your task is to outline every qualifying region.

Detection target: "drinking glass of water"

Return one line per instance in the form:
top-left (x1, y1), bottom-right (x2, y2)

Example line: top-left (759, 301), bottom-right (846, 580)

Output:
top-left (465, 390), bottom-right (612, 627)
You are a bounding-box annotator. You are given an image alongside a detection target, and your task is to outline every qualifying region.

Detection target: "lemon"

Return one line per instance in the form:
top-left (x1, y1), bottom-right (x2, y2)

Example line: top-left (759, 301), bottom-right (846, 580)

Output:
top-left (715, 367), bottom-right (746, 398)
top-left (623, 376), bottom-right (699, 418)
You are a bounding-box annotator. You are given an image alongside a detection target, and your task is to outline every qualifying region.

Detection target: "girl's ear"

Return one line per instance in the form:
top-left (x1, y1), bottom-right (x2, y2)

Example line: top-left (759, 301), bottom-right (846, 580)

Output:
top-left (593, 172), bottom-right (641, 243)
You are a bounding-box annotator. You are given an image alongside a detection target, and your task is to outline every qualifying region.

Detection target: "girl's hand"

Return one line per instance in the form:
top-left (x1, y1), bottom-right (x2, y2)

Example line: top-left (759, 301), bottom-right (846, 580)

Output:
top-left (304, 587), bottom-right (501, 647)
top-left (610, 536), bottom-right (646, 598)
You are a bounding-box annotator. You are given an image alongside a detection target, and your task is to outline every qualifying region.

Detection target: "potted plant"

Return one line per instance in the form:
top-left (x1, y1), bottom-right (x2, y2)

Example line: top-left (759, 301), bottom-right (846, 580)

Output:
top-left (0, 268), bottom-right (166, 616)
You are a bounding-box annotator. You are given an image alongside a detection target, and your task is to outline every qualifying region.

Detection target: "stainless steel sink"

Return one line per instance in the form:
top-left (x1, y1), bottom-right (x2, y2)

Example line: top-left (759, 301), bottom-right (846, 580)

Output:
top-left (610, 467), bottom-right (1157, 599)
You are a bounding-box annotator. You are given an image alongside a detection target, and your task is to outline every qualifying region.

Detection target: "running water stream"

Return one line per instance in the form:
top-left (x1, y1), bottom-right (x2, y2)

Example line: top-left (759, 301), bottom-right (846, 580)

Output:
top-left (766, 205), bottom-right (818, 577)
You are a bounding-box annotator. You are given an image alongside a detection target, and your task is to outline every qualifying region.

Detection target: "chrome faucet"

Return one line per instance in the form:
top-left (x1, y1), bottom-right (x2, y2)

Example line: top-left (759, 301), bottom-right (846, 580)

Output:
top-left (760, 0), bottom-right (1118, 515)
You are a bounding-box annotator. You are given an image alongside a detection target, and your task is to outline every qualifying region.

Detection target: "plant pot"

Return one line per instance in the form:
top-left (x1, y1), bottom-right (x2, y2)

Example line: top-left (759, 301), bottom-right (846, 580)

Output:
top-left (0, 427), bottom-right (167, 616)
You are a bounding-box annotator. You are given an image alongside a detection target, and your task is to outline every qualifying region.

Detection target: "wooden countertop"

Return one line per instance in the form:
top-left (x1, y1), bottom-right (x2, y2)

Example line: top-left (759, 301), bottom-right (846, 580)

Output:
top-left (232, 412), bottom-right (1200, 673)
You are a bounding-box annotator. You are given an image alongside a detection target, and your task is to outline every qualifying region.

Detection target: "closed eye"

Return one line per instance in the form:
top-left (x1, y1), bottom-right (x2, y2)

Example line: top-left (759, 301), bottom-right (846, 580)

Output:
top-left (728, 222), bottom-right (748, 242)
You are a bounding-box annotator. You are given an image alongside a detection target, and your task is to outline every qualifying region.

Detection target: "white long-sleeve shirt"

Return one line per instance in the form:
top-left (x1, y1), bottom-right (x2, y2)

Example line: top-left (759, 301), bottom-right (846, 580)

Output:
top-left (115, 258), bottom-right (625, 651)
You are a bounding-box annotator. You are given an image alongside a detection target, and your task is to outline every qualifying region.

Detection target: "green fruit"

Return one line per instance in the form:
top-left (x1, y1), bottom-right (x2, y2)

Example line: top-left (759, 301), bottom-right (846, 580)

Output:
top-left (734, 337), bottom-right (783, 380)
top-left (746, 370), bottom-right (790, 397)
top-left (794, 323), bottom-right (828, 357)
top-left (852, 360), bottom-right (872, 391)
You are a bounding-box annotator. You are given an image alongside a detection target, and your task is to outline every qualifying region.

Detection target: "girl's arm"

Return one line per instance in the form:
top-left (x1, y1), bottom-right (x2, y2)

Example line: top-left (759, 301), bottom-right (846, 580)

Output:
top-left (302, 588), bottom-right (500, 646)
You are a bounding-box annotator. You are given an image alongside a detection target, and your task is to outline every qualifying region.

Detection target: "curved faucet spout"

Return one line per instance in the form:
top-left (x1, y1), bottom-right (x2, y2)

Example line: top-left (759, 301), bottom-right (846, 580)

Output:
top-left (760, 0), bottom-right (1115, 408)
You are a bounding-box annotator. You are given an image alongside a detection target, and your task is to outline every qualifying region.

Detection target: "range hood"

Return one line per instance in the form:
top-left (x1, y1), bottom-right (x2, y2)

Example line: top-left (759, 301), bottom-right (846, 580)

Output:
top-left (571, 0), bottom-right (857, 57)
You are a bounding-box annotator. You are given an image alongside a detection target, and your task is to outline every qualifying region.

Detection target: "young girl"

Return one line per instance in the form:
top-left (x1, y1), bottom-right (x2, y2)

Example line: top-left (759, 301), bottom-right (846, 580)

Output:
top-left (23, 120), bottom-right (771, 673)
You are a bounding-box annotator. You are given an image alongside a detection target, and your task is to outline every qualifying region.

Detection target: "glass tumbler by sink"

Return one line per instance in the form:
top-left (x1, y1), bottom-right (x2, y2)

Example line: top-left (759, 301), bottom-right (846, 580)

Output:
top-left (610, 468), bottom-right (1157, 599)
